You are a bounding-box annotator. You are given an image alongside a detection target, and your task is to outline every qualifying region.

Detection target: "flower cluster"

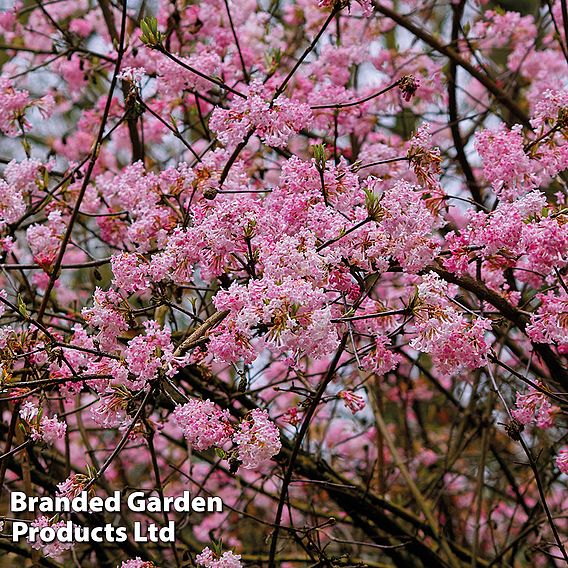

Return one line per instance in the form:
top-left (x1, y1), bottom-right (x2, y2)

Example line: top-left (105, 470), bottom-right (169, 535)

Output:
top-left (210, 80), bottom-right (313, 148)
top-left (511, 384), bottom-right (558, 429)
top-left (233, 409), bottom-right (282, 469)
top-left (19, 402), bottom-right (67, 445)
top-left (410, 273), bottom-right (491, 375)
top-left (29, 517), bottom-right (74, 558)
top-left (195, 547), bottom-right (242, 568)
top-left (172, 399), bottom-right (234, 452)
top-left (119, 559), bottom-right (156, 568)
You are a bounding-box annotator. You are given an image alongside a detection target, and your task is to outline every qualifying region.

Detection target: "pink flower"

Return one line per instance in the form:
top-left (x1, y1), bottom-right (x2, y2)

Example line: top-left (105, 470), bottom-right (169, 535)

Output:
top-left (57, 474), bottom-right (89, 500)
top-left (317, 0), bottom-right (373, 17)
top-left (111, 252), bottom-right (150, 293)
top-left (196, 547), bottom-right (242, 567)
top-left (361, 335), bottom-right (402, 375)
top-left (0, 179), bottom-right (25, 228)
top-left (26, 211), bottom-right (67, 271)
top-left (29, 516), bottom-right (74, 558)
top-left (157, 51), bottom-right (221, 95)
top-left (91, 387), bottom-right (131, 429)
top-left (527, 290), bottom-right (568, 349)
top-left (211, 276), bottom-right (340, 363)
top-left (475, 125), bottom-right (541, 201)
top-left (121, 320), bottom-right (175, 390)
top-left (37, 415), bottom-right (67, 444)
top-left (511, 384), bottom-right (558, 429)
top-left (0, 77), bottom-right (33, 137)
top-left (20, 401), bottom-right (39, 422)
top-left (68, 18), bottom-right (93, 37)
top-left (379, 181), bottom-right (441, 272)
top-left (232, 409), bottom-right (281, 469)
top-left (210, 80), bottom-right (313, 148)
top-left (119, 559), bottom-right (156, 568)
top-left (557, 448), bottom-right (568, 475)
top-left (172, 399), bottom-right (234, 451)
top-left (338, 390), bottom-right (366, 414)
top-left (20, 403), bottom-right (66, 444)
top-left (410, 273), bottom-right (491, 375)
top-left (82, 288), bottom-right (129, 351)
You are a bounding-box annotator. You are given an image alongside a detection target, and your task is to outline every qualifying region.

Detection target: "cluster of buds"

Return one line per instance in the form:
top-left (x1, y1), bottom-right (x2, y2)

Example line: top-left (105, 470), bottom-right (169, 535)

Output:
top-left (312, 143), bottom-right (327, 172)
top-left (57, 472), bottom-right (93, 499)
top-left (363, 187), bottom-right (385, 222)
top-left (338, 390), bottom-right (366, 414)
top-left (140, 17), bottom-right (163, 49)
top-left (398, 74), bottom-right (420, 102)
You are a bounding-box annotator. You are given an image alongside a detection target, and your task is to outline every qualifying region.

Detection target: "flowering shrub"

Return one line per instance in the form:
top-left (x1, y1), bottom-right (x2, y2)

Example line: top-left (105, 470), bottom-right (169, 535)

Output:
top-left (0, 0), bottom-right (568, 567)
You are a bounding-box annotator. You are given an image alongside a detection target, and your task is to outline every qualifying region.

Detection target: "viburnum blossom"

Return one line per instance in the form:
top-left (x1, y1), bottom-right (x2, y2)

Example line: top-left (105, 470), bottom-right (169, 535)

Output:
top-left (317, 0), bottom-right (373, 17)
top-left (19, 402), bottom-right (67, 444)
top-left (210, 80), bottom-right (313, 148)
top-left (82, 288), bottom-right (129, 351)
top-left (26, 210), bottom-right (67, 271)
top-left (557, 448), bottom-right (568, 475)
top-left (410, 273), bottom-right (491, 375)
top-left (116, 320), bottom-right (175, 390)
top-left (475, 124), bottom-right (541, 200)
top-left (527, 290), bottom-right (568, 349)
top-left (0, 179), bottom-right (25, 228)
top-left (338, 390), bottom-right (366, 414)
top-left (172, 399), bottom-right (234, 451)
top-left (511, 384), bottom-right (558, 429)
top-left (361, 335), bottom-right (402, 375)
top-left (111, 253), bottom-right (151, 293)
top-left (90, 387), bottom-right (132, 429)
top-left (0, 77), bottom-right (53, 137)
top-left (233, 409), bottom-right (282, 469)
top-left (195, 547), bottom-right (242, 568)
top-left (19, 401), bottom-right (38, 422)
top-left (406, 123), bottom-right (441, 191)
top-left (211, 276), bottom-right (340, 362)
top-left (118, 559), bottom-right (156, 568)
top-left (29, 517), bottom-right (74, 558)
top-left (379, 181), bottom-right (442, 272)
top-left (57, 474), bottom-right (90, 500)
top-left (34, 415), bottom-right (67, 444)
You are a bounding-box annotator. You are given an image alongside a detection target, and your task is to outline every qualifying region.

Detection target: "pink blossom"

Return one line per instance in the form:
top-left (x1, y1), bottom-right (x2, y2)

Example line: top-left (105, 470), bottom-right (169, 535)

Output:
top-left (26, 211), bottom-right (67, 271)
top-left (317, 0), bottom-right (373, 17)
top-left (111, 252), bottom-right (151, 293)
top-left (119, 559), bottom-right (156, 568)
top-left (0, 179), bottom-right (25, 228)
top-left (36, 414), bottom-right (67, 444)
top-left (29, 516), bottom-right (74, 558)
top-left (557, 448), bottom-right (568, 475)
top-left (121, 320), bottom-right (175, 390)
top-left (57, 474), bottom-right (89, 500)
top-left (82, 288), bottom-right (129, 351)
top-left (233, 409), bottom-right (281, 469)
top-left (527, 290), bottom-right (568, 349)
top-left (210, 80), bottom-right (313, 148)
top-left (19, 401), bottom-right (39, 422)
top-left (361, 335), bottom-right (402, 375)
top-left (410, 273), bottom-right (491, 375)
top-left (475, 125), bottom-right (541, 200)
top-left (0, 77), bottom-right (33, 137)
top-left (338, 390), bottom-right (366, 414)
top-left (91, 388), bottom-right (131, 429)
top-left (196, 547), bottom-right (242, 568)
top-left (172, 399), bottom-right (234, 451)
top-left (512, 385), bottom-right (557, 429)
